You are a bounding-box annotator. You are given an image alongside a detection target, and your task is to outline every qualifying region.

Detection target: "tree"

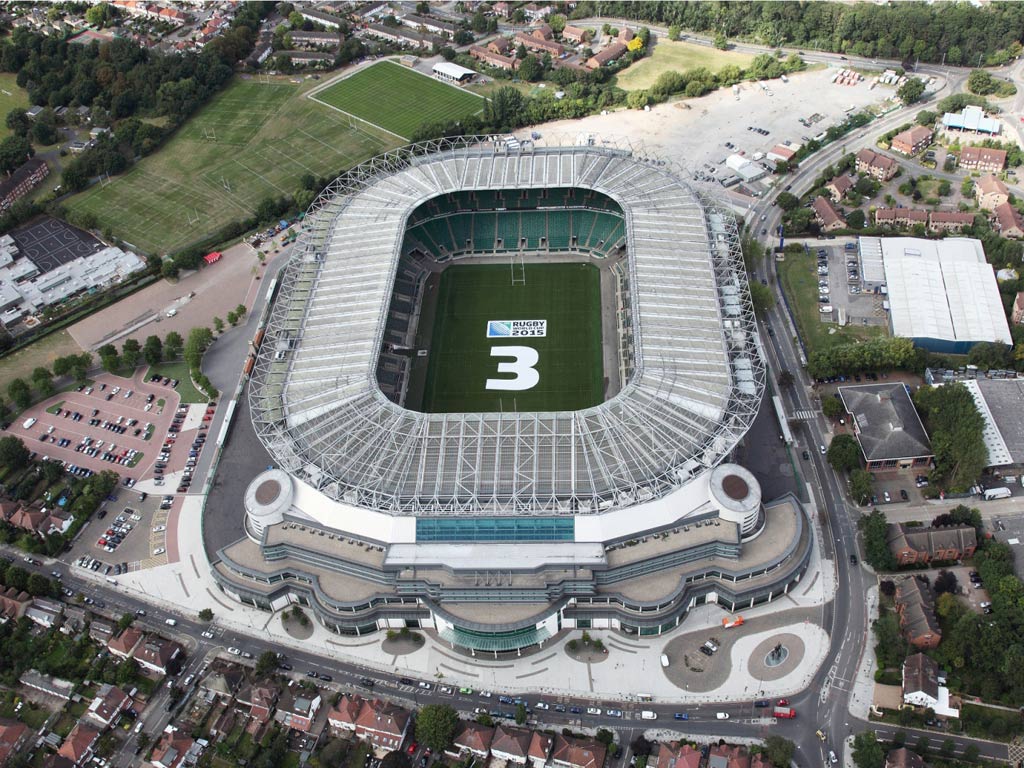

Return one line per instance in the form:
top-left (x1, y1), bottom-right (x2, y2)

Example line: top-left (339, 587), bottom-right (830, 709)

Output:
top-left (775, 191), bottom-right (800, 211)
top-left (7, 378), bottom-right (30, 410)
top-left (121, 338), bottom-right (141, 372)
top-left (822, 397), bottom-right (846, 420)
top-left (763, 737), bottom-right (795, 768)
top-left (161, 260), bottom-right (179, 280)
top-left (97, 343), bottom-right (120, 374)
top-left (897, 77), bottom-right (926, 105)
top-left (40, 459), bottom-right (64, 485)
top-left (517, 55), bottom-right (543, 82)
top-left (184, 327), bottom-right (214, 368)
top-left (415, 1), bottom-right (430, 13)
top-left (713, 32), bottom-right (728, 50)
top-left (255, 650), bottom-right (279, 677)
top-left (594, 729), bottom-right (614, 746)
top-left (967, 69), bottom-right (996, 95)
top-left (777, 370), bottom-right (795, 388)
top-left (198, 608), bottom-right (213, 621)
top-left (915, 110), bottom-right (937, 127)
top-left (31, 109), bottom-right (57, 146)
top-left (515, 702), bottom-right (527, 724)
top-left (940, 739), bottom-right (955, 758)
top-left (0, 135), bottom-right (33, 175)
top-left (470, 10), bottom-right (488, 33)
top-left (31, 367), bottom-right (54, 397)
top-left (0, 436), bottom-right (30, 470)
top-left (859, 509), bottom-right (897, 571)
top-left (5, 109), bottom-right (29, 138)
top-left (415, 704), bottom-right (459, 752)
top-left (164, 331), bottom-right (183, 361)
top-left (879, 579), bottom-right (896, 598)
top-left (213, 316), bottom-right (225, 333)
top-left (667, 24), bottom-right (681, 41)
top-left (938, 179), bottom-right (951, 196)
top-left (849, 469), bottom-right (873, 506)
top-left (288, 10), bottom-right (304, 27)
top-left (934, 569), bottom-right (958, 595)
top-left (914, 383), bottom-right (987, 491)
top-left (380, 751), bottom-right (412, 768)
top-left (749, 281), bottom-right (775, 317)
top-left (846, 209), bottom-right (866, 229)
top-left (143, 336), bottom-right (163, 367)
top-left (852, 731), bottom-right (884, 768)
top-left (630, 736), bottom-right (653, 757)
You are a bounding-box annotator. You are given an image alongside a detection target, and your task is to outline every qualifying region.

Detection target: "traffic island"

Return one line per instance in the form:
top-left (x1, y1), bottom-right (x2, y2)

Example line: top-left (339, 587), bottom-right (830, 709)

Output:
top-left (747, 633), bottom-right (805, 681)
top-left (383, 628), bottom-right (425, 656)
top-left (564, 632), bottom-right (609, 664)
top-left (281, 606), bottom-right (314, 640)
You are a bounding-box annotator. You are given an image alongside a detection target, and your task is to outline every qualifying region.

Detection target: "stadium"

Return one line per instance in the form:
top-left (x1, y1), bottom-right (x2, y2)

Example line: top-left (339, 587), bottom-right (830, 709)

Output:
top-left (212, 137), bottom-right (814, 654)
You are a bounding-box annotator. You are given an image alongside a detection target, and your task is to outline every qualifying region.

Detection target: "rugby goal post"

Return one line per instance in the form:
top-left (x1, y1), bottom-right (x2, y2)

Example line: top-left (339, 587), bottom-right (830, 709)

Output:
top-left (510, 252), bottom-right (526, 286)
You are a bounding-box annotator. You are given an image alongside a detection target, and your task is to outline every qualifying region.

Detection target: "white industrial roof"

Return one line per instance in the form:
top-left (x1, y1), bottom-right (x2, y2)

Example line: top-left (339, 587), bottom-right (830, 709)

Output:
top-left (961, 379), bottom-right (1024, 467)
top-left (432, 61), bottom-right (476, 79)
top-left (857, 237), bottom-right (885, 284)
top-left (872, 237), bottom-right (1011, 345)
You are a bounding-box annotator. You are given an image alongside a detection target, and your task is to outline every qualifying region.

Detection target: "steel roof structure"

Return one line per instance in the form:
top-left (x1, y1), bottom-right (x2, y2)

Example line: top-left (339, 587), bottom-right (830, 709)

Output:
top-left (249, 137), bottom-right (764, 515)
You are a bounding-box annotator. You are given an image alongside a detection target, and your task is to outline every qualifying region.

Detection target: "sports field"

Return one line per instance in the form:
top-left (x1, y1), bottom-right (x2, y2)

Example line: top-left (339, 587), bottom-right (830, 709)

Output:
top-left (420, 263), bottom-right (604, 413)
top-left (312, 61), bottom-right (485, 140)
top-left (64, 76), bottom-right (396, 255)
top-left (615, 40), bottom-right (755, 91)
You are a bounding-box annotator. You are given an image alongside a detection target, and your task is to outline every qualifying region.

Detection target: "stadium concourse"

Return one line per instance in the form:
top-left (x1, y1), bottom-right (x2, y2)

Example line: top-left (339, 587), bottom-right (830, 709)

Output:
top-left (210, 137), bottom-right (816, 655)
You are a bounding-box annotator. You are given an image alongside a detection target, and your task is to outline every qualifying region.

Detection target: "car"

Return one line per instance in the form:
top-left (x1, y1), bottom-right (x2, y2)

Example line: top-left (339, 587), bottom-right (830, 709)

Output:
top-left (359, 677), bottom-right (376, 688)
top-left (554, 704), bottom-right (566, 712)
top-left (820, 444), bottom-right (826, 454)
top-left (279, 663), bottom-right (293, 670)
top-left (459, 687), bottom-right (473, 695)
top-left (716, 712), bottom-right (730, 720)
top-left (586, 707), bottom-right (601, 715)
top-left (306, 670), bottom-right (319, 678)
top-left (850, 554), bottom-right (858, 565)
top-left (201, 630), bottom-right (214, 639)
top-left (883, 491), bottom-right (891, 503)
top-left (829, 752), bottom-right (838, 765)
top-left (606, 709), bottom-right (622, 717)
top-left (569, 706), bottom-right (582, 714)
top-left (755, 699), bottom-right (771, 708)
top-left (479, 691), bottom-right (492, 698)
top-left (153, 525), bottom-right (166, 532)
top-left (673, 713), bottom-right (689, 720)
top-left (802, 450), bottom-right (810, 461)
top-left (535, 702), bottom-right (550, 710)
top-left (699, 646), bottom-right (713, 656)
top-left (320, 674), bottom-right (333, 682)
top-left (399, 677), bottom-right (415, 686)
top-left (153, 548), bottom-right (165, 556)
top-left (228, 647), bottom-right (242, 656)
top-left (408, 742), bottom-right (419, 755)
top-left (418, 682), bottom-right (433, 691)
top-left (135, 609), bottom-right (146, 616)
top-left (980, 601), bottom-right (992, 608)
top-left (777, 699), bottom-right (789, 706)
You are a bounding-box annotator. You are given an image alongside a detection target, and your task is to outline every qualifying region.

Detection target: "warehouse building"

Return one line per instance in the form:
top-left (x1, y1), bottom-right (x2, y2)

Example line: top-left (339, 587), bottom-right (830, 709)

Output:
top-left (864, 236), bottom-right (1011, 354)
top-left (958, 378), bottom-right (1024, 469)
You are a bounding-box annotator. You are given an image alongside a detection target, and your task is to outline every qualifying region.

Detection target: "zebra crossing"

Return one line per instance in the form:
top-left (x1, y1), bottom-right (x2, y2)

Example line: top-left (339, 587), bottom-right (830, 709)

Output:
top-left (791, 409), bottom-right (818, 420)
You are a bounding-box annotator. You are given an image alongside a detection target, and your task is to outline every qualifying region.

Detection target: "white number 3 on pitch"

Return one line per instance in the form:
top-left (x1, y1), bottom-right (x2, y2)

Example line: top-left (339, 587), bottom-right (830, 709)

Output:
top-left (485, 346), bottom-right (539, 391)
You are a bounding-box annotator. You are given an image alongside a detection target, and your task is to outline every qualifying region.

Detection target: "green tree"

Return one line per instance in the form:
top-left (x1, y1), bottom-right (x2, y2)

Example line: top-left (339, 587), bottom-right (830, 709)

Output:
top-left (213, 317), bottom-right (225, 333)
top-left (594, 729), bottom-right (614, 746)
top-left (775, 191), bottom-right (800, 211)
top-left (849, 469), bottom-right (873, 506)
top-left (121, 338), bottom-right (141, 372)
top-left (897, 77), bottom-right (926, 105)
top-left (822, 397), bottom-right (845, 420)
top-left (517, 55), bottom-right (543, 82)
top-left (288, 10), bottom-right (304, 27)
top-left (915, 110), bottom-right (937, 126)
top-left (967, 69), bottom-right (996, 95)
top-left (749, 281), bottom-right (775, 317)
top-left (515, 702), bottom-right (527, 724)
top-left (415, 704), bottom-right (459, 752)
top-left (0, 436), bottom-right (30, 470)
top-left (380, 751), bottom-right (412, 768)
top-left (938, 180), bottom-right (951, 196)
top-left (7, 378), bottom-right (30, 410)
top-left (117, 613), bottom-right (134, 632)
top-left (667, 24), bottom-right (681, 41)
top-left (0, 135), bottom-right (34, 175)
top-left (164, 331), bottom-right (183, 361)
top-left (852, 731), bottom-right (884, 768)
top-left (859, 509), bottom-right (897, 570)
top-left (143, 336), bottom-right (163, 367)
top-left (846, 209), bottom-right (866, 229)
top-left (713, 32), bottom-right (728, 50)
top-left (763, 737), bottom-right (795, 768)
top-left (97, 343), bottom-right (120, 374)
top-left (198, 608), bottom-right (213, 621)
top-left (827, 434), bottom-right (861, 472)
top-left (255, 650), bottom-right (279, 677)
top-left (31, 367), bottom-right (54, 397)
top-left (914, 383), bottom-right (987, 491)
top-left (5, 109), bottom-right (29, 138)
top-left (184, 327), bottom-right (214, 368)
top-left (40, 459), bottom-right (64, 485)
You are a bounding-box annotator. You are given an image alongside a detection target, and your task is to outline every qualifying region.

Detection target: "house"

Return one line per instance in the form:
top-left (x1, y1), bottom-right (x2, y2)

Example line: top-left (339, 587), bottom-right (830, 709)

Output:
top-left (401, 14), bottom-right (458, 38)
top-left (894, 577), bottom-right (942, 649)
top-left (766, 144), bottom-right (797, 165)
top-left (1011, 292), bottom-right (1024, 325)
top-left (855, 148), bottom-right (898, 181)
top-left (0, 586), bottom-right (31, 621)
top-left (289, 30), bottom-right (342, 49)
top-left (887, 523), bottom-right (977, 566)
top-left (25, 598), bottom-right (61, 628)
top-left (107, 627), bottom-right (144, 659)
top-left (890, 125), bottom-right (933, 156)
top-left (343, 696), bottom-right (412, 750)
top-left (874, 208), bottom-right (928, 228)
top-left (327, 693), bottom-right (363, 734)
top-left (471, 45), bottom-right (519, 70)
top-left (975, 174), bottom-right (1009, 211)
top-left (532, 23), bottom-right (553, 41)
top-left (886, 749), bottom-right (926, 768)
top-left (617, 27), bottom-right (635, 44)
top-left (88, 618), bottom-right (114, 646)
top-left (6, 506), bottom-right (46, 534)
top-left (550, 735), bottom-right (607, 768)
top-left (247, 43), bottom-right (273, 67)
top-left (86, 683), bottom-right (131, 729)
top-left (134, 637), bottom-right (183, 675)
top-left (838, 383), bottom-right (933, 471)
top-left (281, 51), bottom-right (334, 66)
top-left (708, 745), bottom-right (751, 768)
top-left (298, 8), bottom-right (343, 29)
top-left (365, 22), bottom-right (440, 50)
top-left (562, 25), bottom-right (590, 45)
top-left (959, 146), bottom-right (1007, 172)
top-left (491, 725), bottom-right (533, 764)
top-left (237, 684), bottom-right (278, 725)
top-left (928, 211), bottom-right (975, 233)
top-left (199, 659), bottom-right (246, 702)
top-left (529, 732), bottom-right (554, 768)
top-left (812, 196), bottom-right (846, 232)
top-left (902, 652), bottom-right (940, 707)
top-left (994, 201), bottom-right (1024, 239)
top-left (825, 175), bottom-right (853, 202)
top-left (0, 718), bottom-right (29, 765)
top-left (522, 3), bottom-right (552, 21)
top-left (20, 670), bottom-right (73, 701)
top-left (586, 42), bottom-right (626, 69)
top-left (0, 158), bottom-right (49, 213)
top-left (656, 742), bottom-right (703, 768)
top-left (57, 723), bottom-right (100, 767)
top-left (274, 689), bottom-right (321, 733)
top-left (487, 37), bottom-right (512, 55)
top-left (446, 721), bottom-right (494, 760)
top-left (150, 726), bottom-right (202, 768)
top-left (515, 31), bottom-right (564, 57)
top-left (493, 1), bottom-right (511, 17)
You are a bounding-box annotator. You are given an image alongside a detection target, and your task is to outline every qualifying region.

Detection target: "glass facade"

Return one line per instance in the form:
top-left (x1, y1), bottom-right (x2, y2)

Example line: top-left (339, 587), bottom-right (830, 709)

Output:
top-left (440, 624), bottom-right (552, 652)
top-left (416, 517), bottom-right (575, 542)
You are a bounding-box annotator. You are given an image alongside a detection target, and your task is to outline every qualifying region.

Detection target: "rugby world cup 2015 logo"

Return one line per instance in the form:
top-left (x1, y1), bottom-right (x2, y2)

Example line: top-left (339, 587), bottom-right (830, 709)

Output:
top-left (487, 321), bottom-right (513, 338)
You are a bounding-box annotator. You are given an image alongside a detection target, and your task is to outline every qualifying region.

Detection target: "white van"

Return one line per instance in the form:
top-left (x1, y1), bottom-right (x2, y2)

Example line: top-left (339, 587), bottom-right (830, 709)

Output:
top-left (984, 487), bottom-right (1012, 501)
top-left (660, 654), bottom-right (669, 668)
top-left (165, 618), bottom-right (177, 626)
top-left (22, 417), bottom-right (36, 430)
top-left (716, 712), bottom-right (730, 720)
top-left (640, 711), bottom-right (657, 720)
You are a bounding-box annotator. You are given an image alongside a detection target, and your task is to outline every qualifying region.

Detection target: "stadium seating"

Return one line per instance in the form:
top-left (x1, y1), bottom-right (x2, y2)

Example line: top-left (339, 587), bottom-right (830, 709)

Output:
top-left (472, 212), bottom-right (497, 251)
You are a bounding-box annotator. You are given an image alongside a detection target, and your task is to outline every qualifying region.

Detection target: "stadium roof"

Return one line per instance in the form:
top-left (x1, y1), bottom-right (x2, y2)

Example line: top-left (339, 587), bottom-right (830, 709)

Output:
top-left (871, 236), bottom-right (1012, 346)
top-left (250, 138), bottom-right (763, 515)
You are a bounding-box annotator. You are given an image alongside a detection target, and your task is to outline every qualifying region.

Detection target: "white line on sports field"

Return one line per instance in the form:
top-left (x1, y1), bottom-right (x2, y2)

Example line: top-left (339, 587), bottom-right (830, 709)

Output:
top-left (231, 158), bottom-right (290, 195)
top-left (309, 94), bottom-right (407, 141)
top-left (295, 127), bottom-right (354, 158)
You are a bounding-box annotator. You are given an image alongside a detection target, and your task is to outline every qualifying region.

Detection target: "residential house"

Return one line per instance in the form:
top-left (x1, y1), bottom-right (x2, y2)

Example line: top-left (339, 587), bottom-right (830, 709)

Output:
top-left (995, 201), bottom-right (1024, 239)
top-left (975, 174), bottom-right (1009, 211)
top-left (522, 3), bottom-right (552, 21)
top-left (150, 726), bottom-right (201, 768)
top-left (446, 721), bottom-right (494, 760)
top-left (134, 636), bottom-right (183, 675)
top-left (928, 211), bottom-right (975, 233)
top-left (887, 523), bottom-right (977, 566)
top-left (327, 693), bottom-right (363, 734)
top-left (0, 718), bottom-right (29, 765)
top-left (656, 742), bottom-right (702, 768)
top-left (532, 23), bottom-right (553, 41)
top-left (88, 618), bottom-right (114, 646)
top-left (470, 45), bottom-right (519, 71)
top-left (874, 208), bottom-right (928, 228)
top-left (890, 125), bottom-right (933, 156)
top-left (247, 43), bottom-right (273, 67)
top-left (330, 695), bottom-right (411, 750)
top-left (298, 8), bottom-right (343, 29)
top-left (487, 37), bottom-right (512, 55)
top-left (902, 652), bottom-right (941, 708)
top-left (812, 196), bottom-right (846, 232)
top-left (515, 31), bottom-right (564, 57)
top-left (20, 670), bottom-right (73, 700)
top-left (199, 660), bottom-right (246, 702)
top-left (855, 148), bottom-right (898, 181)
top-left (1011, 292), bottom-right (1024, 325)
top-left (355, 2), bottom-right (390, 22)
top-left (586, 42), bottom-right (626, 69)
top-left (6, 506), bottom-right (46, 535)
top-left (274, 689), bottom-right (321, 733)
top-left (708, 745), bottom-right (751, 768)
top-left (26, 598), bottom-right (62, 629)
top-left (617, 27), bottom-right (635, 43)
top-left (86, 684), bottom-right (131, 729)
top-left (57, 723), bottom-right (100, 767)
top-left (0, 158), bottom-right (49, 213)
top-left (493, 1), bottom-right (511, 17)
top-left (288, 30), bottom-right (342, 49)
top-left (886, 749), bottom-right (926, 768)
top-left (107, 627), bottom-right (144, 659)
top-left (838, 383), bottom-right (933, 471)
top-left (529, 732), bottom-right (554, 768)
top-left (959, 146), bottom-right (1007, 172)
top-left (0, 586), bottom-right (31, 621)
top-left (825, 175), bottom-right (853, 202)
top-left (562, 25), bottom-right (590, 45)
top-left (281, 51), bottom-right (334, 66)
top-left (401, 14), bottom-right (457, 38)
top-left (895, 577), bottom-right (941, 649)
top-left (766, 144), bottom-right (797, 165)
top-left (365, 22), bottom-right (440, 50)
top-left (60, 605), bottom-right (89, 636)
top-left (550, 735), bottom-right (607, 768)
top-left (237, 683), bottom-right (278, 726)
top-left (491, 725), bottom-right (533, 764)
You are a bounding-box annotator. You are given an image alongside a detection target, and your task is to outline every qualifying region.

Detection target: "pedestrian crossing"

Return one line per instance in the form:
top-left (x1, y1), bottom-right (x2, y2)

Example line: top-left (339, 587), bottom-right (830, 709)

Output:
top-left (791, 409), bottom-right (818, 420)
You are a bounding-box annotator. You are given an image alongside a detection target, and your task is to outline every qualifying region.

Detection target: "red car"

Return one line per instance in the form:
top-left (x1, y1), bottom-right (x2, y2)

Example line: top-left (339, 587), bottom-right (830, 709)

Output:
top-left (407, 742), bottom-right (418, 755)
top-left (777, 698), bottom-right (789, 706)
top-left (97, 538), bottom-right (107, 546)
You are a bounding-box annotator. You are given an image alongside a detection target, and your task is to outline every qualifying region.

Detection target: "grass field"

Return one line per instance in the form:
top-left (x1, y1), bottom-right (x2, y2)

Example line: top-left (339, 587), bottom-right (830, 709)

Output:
top-left (778, 251), bottom-right (888, 355)
top-left (0, 74), bottom-right (29, 141)
top-left (145, 362), bottom-right (206, 404)
top-left (420, 263), bottom-right (603, 413)
top-left (0, 330), bottom-right (83, 407)
top-left (614, 40), bottom-right (755, 91)
top-left (312, 61), bottom-right (485, 140)
top-left (64, 76), bottom-right (397, 255)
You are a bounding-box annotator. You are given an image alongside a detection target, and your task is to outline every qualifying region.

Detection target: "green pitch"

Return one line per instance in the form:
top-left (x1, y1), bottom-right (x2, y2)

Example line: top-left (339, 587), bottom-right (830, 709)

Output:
top-left (420, 263), bottom-right (604, 413)
top-left (312, 60), bottom-right (485, 139)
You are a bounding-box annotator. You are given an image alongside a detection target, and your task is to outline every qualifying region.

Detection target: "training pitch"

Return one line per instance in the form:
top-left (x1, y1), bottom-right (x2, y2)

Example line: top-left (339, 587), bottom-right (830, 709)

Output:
top-left (419, 263), bottom-right (604, 414)
top-left (312, 60), bottom-right (485, 139)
